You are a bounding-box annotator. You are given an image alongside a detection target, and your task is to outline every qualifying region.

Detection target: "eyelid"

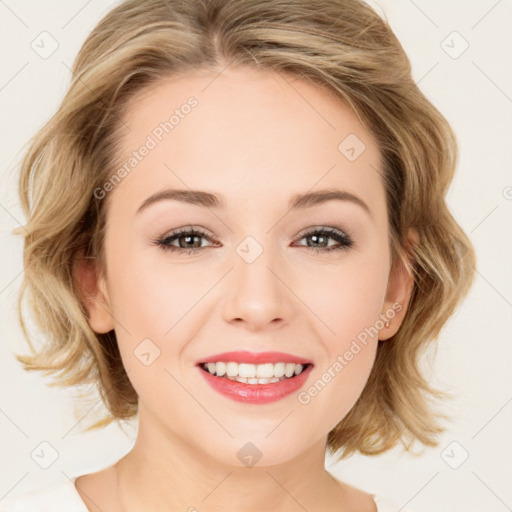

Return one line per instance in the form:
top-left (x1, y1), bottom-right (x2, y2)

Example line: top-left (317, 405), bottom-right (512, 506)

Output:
top-left (159, 225), bottom-right (215, 240)
top-left (153, 224), bottom-right (355, 255)
top-left (292, 225), bottom-right (355, 249)
top-left (156, 225), bottom-right (351, 243)
top-left (294, 225), bottom-right (350, 238)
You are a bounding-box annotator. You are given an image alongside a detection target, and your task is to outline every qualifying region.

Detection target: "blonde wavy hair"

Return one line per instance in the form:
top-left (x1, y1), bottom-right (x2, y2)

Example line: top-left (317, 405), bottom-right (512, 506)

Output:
top-left (13, 0), bottom-right (476, 460)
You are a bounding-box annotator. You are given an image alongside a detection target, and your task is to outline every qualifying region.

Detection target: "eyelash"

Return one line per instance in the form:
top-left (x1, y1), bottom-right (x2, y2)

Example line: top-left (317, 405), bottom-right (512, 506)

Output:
top-left (153, 226), bottom-right (354, 256)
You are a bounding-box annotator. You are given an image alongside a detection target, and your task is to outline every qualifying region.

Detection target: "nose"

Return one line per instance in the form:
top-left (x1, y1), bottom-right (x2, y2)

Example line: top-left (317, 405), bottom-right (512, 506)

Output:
top-left (221, 245), bottom-right (296, 331)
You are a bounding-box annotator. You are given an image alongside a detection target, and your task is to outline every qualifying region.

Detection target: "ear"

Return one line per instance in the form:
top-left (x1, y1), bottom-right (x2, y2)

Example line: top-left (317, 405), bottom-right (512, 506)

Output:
top-left (74, 257), bottom-right (115, 334)
top-left (378, 228), bottom-right (419, 341)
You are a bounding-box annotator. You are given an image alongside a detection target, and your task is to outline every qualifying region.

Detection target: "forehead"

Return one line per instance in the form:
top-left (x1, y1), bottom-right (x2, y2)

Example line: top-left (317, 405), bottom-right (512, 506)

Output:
top-left (110, 66), bottom-right (385, 220)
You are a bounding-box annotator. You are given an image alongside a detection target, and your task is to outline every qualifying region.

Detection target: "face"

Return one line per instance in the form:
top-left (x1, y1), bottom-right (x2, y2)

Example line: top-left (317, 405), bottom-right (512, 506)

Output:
top-left (82, 66), bottom-right (414, 467)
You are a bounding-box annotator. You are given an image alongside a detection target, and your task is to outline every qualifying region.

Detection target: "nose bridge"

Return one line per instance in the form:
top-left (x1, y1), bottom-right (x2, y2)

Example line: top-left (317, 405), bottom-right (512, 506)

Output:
top-left (221, 234), bottom-right (294, 328)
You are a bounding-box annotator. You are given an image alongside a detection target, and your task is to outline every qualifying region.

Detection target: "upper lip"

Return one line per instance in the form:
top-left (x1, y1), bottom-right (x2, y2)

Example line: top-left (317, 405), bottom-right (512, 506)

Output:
top-left (196, 351), bottom-right (313, 365)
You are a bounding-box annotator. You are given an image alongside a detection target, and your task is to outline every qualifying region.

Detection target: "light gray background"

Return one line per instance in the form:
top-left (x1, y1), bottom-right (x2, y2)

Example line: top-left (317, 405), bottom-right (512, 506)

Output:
top-left (0, 1), bottom-right (511, 511)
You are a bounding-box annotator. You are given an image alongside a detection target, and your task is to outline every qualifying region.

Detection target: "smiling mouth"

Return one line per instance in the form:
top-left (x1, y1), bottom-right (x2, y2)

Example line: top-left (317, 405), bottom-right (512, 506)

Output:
top-left (197, 361), bottom-right (312, 385)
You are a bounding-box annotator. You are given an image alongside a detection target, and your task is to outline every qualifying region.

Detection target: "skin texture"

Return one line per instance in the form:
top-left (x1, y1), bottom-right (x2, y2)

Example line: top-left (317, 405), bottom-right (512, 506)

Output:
top-left (76, 65), bottom-right (416, 512)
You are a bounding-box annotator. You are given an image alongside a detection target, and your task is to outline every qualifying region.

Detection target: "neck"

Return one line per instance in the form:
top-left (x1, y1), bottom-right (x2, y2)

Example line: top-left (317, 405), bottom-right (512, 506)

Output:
top-left (115, 402), bottom-right (345, 512)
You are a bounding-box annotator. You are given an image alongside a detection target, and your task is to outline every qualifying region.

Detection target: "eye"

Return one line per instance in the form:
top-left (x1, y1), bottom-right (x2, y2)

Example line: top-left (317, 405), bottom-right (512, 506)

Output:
top-left (152, 226), bottom-right (355, 256)
top-left (293, 227), bottom-right (354, 253)
top-left (153, 226), bottom-right (219, 255)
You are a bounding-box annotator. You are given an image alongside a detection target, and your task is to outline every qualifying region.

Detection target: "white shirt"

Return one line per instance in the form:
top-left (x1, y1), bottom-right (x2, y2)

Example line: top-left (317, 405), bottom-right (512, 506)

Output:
top-left (0, 476), bottom-right (413, 511)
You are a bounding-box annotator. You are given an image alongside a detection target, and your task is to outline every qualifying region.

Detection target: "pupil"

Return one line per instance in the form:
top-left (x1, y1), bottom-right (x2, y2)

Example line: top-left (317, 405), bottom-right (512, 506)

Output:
top-left (309, 234), bottom-right (326, 247)
top-left (182, 235), bottom-right (199, 248)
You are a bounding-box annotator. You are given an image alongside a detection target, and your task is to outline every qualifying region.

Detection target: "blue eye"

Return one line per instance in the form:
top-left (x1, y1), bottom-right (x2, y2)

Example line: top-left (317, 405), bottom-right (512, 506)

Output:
top-left (154, 227), bottom-right (217, 255)
top-left (294, 227), bottom-right (354, 253)
top-left (153, 226), bottom-right (354, 255)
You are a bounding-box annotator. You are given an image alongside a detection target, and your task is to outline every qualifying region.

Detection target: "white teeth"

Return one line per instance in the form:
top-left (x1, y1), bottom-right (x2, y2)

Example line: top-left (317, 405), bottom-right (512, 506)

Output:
top-left (216, 361), bottom-right (226, 377)
top-left (238, 363), bottom-right (256, 378)
top-left (202, 361), bottom-right (308, 380)
top-left (284, 363), bottom-right (295, 378)
top-left (256, 363), bottom-right (274, 379)
top-left (226, 362), bottom-right (238, 377)
top-left (274, 362), bottom-right (286, 377)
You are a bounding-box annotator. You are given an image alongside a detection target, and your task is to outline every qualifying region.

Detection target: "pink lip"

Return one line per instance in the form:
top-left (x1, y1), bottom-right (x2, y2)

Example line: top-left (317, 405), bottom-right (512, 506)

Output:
top-left (196, 350), bottom-right (313, 365)
top-left (196, 364), bottom-right (314, 404)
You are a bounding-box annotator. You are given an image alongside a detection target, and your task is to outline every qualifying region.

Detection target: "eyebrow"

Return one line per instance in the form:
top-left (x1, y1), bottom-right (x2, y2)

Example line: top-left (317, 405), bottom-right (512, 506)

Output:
top-left (136, 188), bottom-right (371, 217)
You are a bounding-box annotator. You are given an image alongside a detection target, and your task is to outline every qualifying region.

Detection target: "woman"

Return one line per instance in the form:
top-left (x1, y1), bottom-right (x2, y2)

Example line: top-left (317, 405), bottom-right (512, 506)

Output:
top-left (3, 0), bottom-right (476, 510)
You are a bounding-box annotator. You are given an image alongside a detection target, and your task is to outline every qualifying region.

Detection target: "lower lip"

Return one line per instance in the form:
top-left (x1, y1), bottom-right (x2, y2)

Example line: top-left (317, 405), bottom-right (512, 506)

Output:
top-left (196, 365), bottom-right (314, 404)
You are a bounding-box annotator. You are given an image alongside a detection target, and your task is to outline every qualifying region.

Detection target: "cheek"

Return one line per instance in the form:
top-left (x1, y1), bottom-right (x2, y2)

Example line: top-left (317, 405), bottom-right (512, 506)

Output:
top-left (104, 248), bottom-right (221, 389)
top-left (107, 248), bottom-right (214, 337)
top-left (104, 258), bottom-right (191, 404)
top-left (297, 253), bottom-right (390, 345)
top-left (301, 344), bottom-right (377, 438)
top-left (298, 298), bottom-right (381, 435)
top-left (292, 255), bottom-right (388, 423)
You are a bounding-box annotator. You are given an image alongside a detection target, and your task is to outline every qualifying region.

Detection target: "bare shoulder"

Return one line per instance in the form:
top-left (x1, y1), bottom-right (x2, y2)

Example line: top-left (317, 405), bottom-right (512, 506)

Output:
top-left (347, 483), bottom-right (377, 511)
top-left (329, 478), bottom-right (378, 512)
top-left (74, 465), bottom-right (118, 512)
